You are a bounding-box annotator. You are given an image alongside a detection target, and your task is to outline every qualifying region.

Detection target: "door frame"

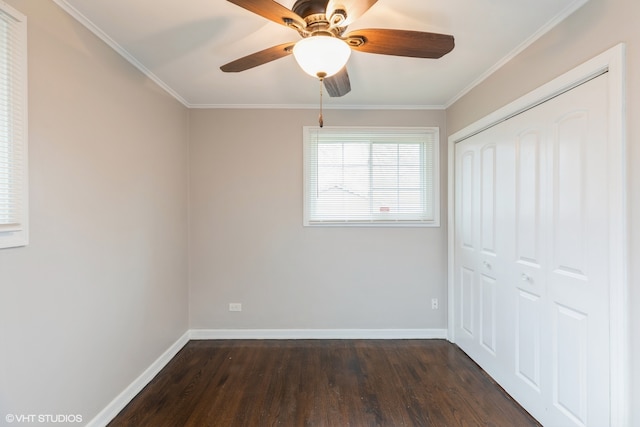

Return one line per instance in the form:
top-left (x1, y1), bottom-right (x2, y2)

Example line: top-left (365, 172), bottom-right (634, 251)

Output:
top-left (447, 43), bottom-right (628, 426)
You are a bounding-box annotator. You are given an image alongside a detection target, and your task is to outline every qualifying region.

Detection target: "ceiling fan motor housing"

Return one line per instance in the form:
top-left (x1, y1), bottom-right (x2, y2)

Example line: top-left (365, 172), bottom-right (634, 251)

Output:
top-left (292, 0), bottom-right (346, 36)
top-left (292, 0), bottom-right (327, 17)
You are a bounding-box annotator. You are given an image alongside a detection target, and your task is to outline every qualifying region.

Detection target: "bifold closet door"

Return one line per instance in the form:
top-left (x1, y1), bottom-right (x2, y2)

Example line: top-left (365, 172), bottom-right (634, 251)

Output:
top-left (454, 74), bottom-right (611, 427)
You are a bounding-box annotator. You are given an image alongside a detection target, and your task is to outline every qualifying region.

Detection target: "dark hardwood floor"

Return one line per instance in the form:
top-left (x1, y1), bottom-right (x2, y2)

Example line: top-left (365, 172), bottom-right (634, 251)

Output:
top-left (108, 340), bottom-right (540, 427)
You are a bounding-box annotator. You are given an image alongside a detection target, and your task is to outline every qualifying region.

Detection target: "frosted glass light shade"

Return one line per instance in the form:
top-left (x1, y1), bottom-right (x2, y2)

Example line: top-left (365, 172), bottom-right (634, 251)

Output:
top-left (293, 36), bottom-right (351, 78)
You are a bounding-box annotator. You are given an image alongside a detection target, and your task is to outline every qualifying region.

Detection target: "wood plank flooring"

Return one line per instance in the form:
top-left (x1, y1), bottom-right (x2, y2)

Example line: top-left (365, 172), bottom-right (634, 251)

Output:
top-left (108, 340), bottom-right (540, 427)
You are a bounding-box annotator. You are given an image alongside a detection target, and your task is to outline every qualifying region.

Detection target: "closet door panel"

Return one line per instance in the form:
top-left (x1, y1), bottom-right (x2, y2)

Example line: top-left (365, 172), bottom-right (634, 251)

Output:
top-left (460, 151), bottom-right (475, 251)
top-left (515, 130), bottom-right (543, 268)
top-left (456, 146), bottom-right (478, 342)
top-left (480, 274), bottom-right (497, 354)
top-left (553, 111), bottom-right (589, 279)
top-left (516, 290), bottom-right (542, 392)
top-left (460, 266), bottom-right (475, 337)
top-left (511, 125), bottom-right (546, 407)
top-left (455, 132), bottom-right (504, 365)
top-left (554, 304), bottom-right (589, 424)
top-left (480, 144), bottom-right (497, 257)
top-left (545, 75), bottom-right (610, 427)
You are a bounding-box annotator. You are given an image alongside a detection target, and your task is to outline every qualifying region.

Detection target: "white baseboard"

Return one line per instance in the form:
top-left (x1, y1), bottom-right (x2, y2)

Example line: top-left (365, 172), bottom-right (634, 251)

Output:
top-left (189, 328), bottom-right (448, 340)
top-left (85, 331), bottom-right (190, 427)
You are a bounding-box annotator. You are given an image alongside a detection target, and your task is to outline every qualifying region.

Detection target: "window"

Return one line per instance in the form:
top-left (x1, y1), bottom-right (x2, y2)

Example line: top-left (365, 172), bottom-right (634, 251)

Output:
top-left (0, 3), bottom-right (27, 249)
top-left (303, 126), bottom-right (439, 226)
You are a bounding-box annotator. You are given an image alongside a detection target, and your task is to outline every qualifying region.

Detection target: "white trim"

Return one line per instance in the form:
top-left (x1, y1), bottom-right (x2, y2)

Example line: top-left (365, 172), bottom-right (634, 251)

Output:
top-left (444, 0), bottom-right (589, 108)
top-left (447, 43), bottom-right (628, 427)
top-left (446, 133), bottom-right (456, 343)
top-left (85, 331), bottom-right (190, 427)
top-left (189, 328), bottom-right (448, 340)
top-left (188, 103), bottom-right (447, 110)
top-left (604, 43), bottom-right (629, 427)
top-left (51, 0), bottom-right (190, 107)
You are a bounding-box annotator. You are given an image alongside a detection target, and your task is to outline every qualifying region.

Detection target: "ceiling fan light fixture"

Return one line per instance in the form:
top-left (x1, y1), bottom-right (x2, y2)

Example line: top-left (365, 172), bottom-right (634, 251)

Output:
top-left (292, 35), bottom-right (351, 78)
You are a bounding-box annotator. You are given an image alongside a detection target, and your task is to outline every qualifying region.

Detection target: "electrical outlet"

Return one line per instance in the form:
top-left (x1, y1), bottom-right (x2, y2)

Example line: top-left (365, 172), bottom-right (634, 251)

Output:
top-left (431, 298), bottom-right (439, 310)
top-left (229, 303), bottom-right (242, 312)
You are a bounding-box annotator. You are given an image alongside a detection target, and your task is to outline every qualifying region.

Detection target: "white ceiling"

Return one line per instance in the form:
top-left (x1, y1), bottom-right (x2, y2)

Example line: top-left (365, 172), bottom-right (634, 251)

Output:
top-left (52, 0), bottom-right (588, 109)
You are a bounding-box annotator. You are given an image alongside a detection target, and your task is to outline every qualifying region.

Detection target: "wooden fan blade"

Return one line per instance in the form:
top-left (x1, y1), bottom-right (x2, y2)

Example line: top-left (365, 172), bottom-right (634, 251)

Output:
top-left (345, 28), bottom-right (454, 58)
top-left (327, 0), bottom-right (378, 27)
top-left (324, 67), bottom-right (351, 97)
top-left (220, 42), bottom-right (296, 72)
top-left (226, 0), bottom-right (306, 30)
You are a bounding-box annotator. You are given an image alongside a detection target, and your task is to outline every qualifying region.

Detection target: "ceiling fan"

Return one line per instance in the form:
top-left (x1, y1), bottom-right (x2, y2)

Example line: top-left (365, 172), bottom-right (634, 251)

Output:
top-left (220, 0), bottom-right (455, 98)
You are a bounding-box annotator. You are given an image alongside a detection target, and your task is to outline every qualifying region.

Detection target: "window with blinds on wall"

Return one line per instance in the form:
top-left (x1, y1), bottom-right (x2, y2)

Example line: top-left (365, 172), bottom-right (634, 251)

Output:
top-left (303, 127), bottom-right (439, 226)
top-left (0, 3), bottom-right (28, 249)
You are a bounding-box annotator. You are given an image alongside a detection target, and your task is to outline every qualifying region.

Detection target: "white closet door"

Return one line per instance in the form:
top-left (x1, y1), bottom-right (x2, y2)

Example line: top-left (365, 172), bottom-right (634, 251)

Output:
top-left (543, 74), bottom-right (609, 426)
top-left (454, 124), bottom-right (513, 377)
top-left (454, 73), bottom-right (610, 427)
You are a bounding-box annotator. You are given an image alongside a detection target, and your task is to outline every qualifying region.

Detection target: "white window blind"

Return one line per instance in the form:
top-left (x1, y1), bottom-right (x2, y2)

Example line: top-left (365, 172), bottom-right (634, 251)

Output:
top-left (303, 127), bottom-right (439, 226)
top-left (0, 3), bottom-right (27, 249)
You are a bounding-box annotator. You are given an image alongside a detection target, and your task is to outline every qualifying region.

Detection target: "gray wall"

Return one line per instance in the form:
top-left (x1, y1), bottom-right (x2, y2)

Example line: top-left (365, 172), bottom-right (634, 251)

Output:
top-left (447, 0), bottom-right (639, 423)
top-left (189, 108), bottom-right (449, 331)
top-left (0, 0), bottom-right (189, 422)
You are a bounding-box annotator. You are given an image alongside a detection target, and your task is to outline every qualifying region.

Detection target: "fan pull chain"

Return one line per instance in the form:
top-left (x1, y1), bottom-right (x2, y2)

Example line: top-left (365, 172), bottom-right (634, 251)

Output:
top-left (317, 72), bottom-right (326, 128)
top-left (318, 76), bottom-right (324, 128)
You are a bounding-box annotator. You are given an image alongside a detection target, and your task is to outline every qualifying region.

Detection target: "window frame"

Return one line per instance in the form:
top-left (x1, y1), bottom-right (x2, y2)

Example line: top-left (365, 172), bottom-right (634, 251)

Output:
top-left (0, 2), bottom-right (28, 249)
top-left (303, 126), bottom-right (440, 227)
